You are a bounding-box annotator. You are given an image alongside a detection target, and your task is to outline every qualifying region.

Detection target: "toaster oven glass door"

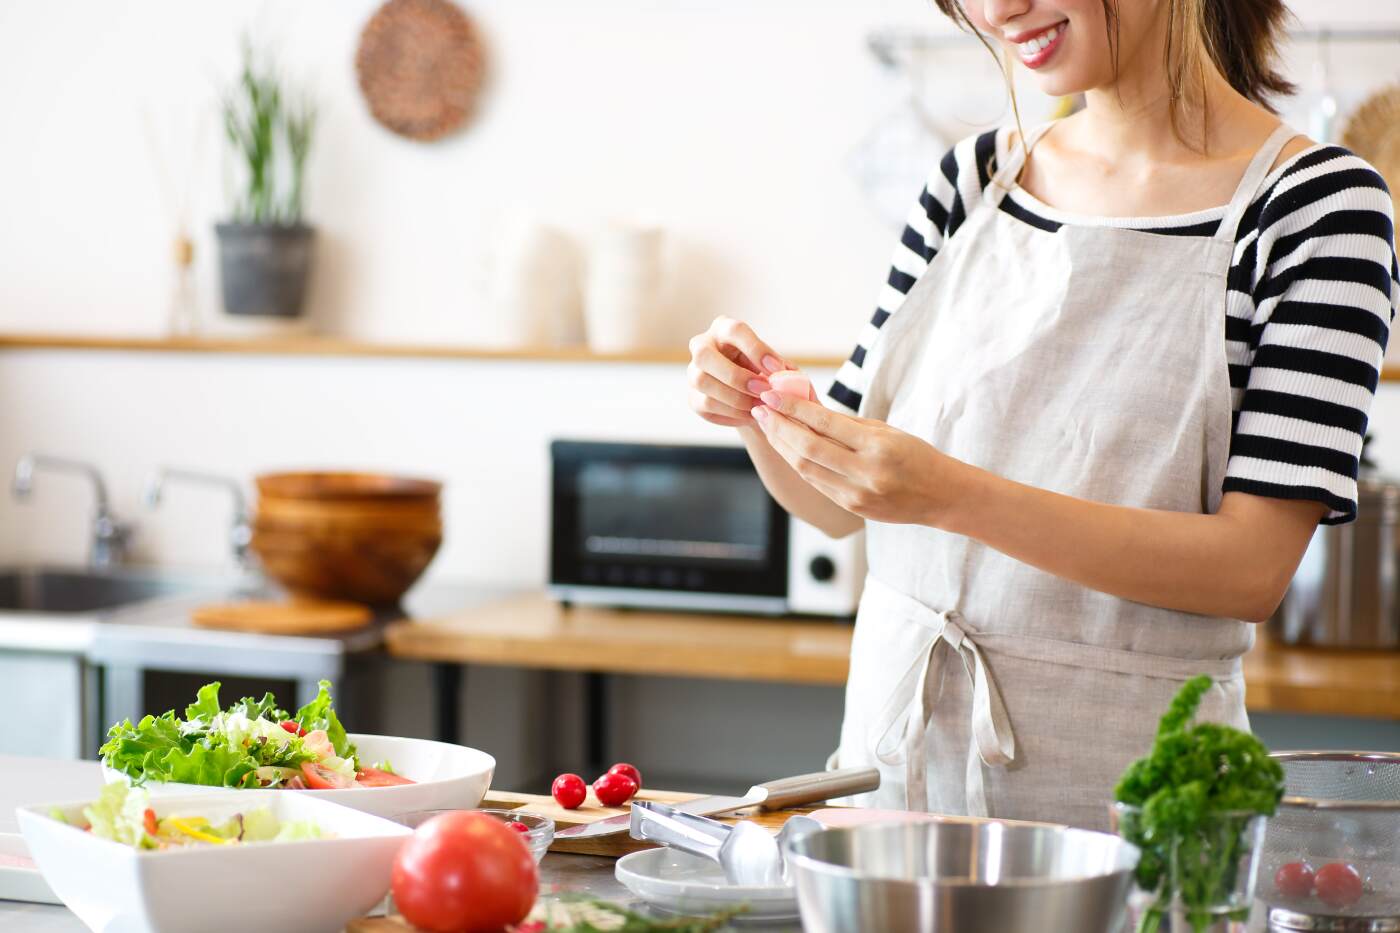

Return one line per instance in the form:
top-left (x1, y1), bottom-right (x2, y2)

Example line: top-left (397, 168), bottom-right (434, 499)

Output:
top-left (550, 441), bottom-right (788, 610)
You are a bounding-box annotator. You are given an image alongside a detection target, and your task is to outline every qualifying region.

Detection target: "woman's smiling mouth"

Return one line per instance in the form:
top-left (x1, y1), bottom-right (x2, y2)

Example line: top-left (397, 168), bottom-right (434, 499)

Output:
top-left (1008, 21), bottom-right (1068, 69)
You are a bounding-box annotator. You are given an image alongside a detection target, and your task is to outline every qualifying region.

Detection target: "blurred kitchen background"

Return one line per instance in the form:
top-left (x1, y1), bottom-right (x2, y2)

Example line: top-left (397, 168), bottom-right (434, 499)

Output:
top-left (2, 0), bottom-right (1399, 792)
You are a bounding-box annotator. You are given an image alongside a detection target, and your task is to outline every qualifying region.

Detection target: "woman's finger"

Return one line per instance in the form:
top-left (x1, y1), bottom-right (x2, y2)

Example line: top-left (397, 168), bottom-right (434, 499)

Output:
top-left (690, 336), bottom-right (764, 394)
top-left (708, 316), bottom-right (788, 375)
top-left (754, 404), bottom-right (860, 476)
top-left (689, 364), bottom-right (766, 410)
top-left (760, 392), bottom-right (864, 449)
top-left (691, 390), bottom-right (755, 424)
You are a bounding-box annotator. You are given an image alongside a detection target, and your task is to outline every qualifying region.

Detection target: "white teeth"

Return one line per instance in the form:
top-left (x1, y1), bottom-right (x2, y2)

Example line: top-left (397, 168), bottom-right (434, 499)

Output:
top-left (1016, 23), bottom-right (1062, 58)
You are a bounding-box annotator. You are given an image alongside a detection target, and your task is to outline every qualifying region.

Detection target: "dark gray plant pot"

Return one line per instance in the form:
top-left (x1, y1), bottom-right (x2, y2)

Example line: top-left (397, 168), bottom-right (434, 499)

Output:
top-left (215, 222), bottom-right (315, 318)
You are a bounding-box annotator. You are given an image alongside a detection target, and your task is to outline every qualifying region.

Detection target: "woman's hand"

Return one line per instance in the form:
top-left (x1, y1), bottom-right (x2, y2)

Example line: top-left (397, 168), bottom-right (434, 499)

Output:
top-left (752, 390), bottom-right (963, 526)
top-left (687, 316), bottom-right (791, 428)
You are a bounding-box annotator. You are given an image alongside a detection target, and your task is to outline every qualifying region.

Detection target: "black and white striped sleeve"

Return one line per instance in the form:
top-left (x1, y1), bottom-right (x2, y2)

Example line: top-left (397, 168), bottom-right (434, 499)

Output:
top-left (1225, 148), bottom-right (1397, 523)
top-left (826, 130), bottom-right (999, 415)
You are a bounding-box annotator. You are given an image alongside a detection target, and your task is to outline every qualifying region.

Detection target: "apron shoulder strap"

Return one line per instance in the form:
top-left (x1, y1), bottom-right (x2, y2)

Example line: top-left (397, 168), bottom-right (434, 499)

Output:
top-left (986, 122), bottom-right (1057, 202)
top-left (1214, 123), bottom-right (1300, 243)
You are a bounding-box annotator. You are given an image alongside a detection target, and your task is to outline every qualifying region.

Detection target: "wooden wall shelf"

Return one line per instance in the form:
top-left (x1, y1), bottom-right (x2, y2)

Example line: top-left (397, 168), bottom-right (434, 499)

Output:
top-left (0, 332), bottom-right (847, 369)
top-left (3, 332), bottom-right (1396, 383)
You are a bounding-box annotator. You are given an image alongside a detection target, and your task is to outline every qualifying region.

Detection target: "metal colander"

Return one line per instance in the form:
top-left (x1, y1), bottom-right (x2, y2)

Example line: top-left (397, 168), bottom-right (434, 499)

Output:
top-left (1262, 752), bottom-right (1400, 930)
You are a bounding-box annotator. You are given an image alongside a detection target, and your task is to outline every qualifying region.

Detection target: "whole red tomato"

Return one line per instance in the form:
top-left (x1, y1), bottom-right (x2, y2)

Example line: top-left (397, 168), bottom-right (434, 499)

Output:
top-left (392, 811), bottom-right (538, 933)
top-left (1314, 862), bottom-right (1363, 909)
top-left (608, 763), bottom-right (643, 789)
top-left (1273, 861), bottom-right (1315, 899)
top-left (552, 773), bottom-right (587, 810)
top-left (593, 771), bottom-right (638, 807)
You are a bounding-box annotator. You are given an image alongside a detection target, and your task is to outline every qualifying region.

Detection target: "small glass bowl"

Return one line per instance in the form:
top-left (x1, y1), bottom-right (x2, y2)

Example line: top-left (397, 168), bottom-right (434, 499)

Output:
top-left (392, 807), bottom-right (554, 864)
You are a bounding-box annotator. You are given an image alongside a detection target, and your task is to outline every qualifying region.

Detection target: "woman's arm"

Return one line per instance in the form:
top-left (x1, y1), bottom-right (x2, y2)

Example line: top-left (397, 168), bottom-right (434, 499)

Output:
top-left (751, 394), bottom-right (1323, 622)
top-left (737, 425), bottom-right (863, 539)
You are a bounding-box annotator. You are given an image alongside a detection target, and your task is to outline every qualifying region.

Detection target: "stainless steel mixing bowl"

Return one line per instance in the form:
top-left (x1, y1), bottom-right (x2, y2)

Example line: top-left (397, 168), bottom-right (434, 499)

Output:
top-left (784, 820), bottom-right (1139, 933)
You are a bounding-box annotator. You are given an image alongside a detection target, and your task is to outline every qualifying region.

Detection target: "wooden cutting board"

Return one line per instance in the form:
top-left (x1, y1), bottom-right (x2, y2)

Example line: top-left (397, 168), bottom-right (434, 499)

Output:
top-left (480, 788), bottom-right (827, 859)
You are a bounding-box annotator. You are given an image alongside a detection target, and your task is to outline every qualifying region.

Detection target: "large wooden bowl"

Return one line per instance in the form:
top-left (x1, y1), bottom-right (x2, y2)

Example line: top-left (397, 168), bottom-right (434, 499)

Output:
top-left (251, 471), bottom-right (444, 605)
top-left (251, 520), bottom-right (443, 606)
top-left (256, 471), bottom-right (441, 502)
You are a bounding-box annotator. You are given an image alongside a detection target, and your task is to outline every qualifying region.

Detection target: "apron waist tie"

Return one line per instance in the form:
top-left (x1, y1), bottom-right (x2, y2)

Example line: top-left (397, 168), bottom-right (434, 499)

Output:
top-left (867, 581), bottom-right (1016, 816)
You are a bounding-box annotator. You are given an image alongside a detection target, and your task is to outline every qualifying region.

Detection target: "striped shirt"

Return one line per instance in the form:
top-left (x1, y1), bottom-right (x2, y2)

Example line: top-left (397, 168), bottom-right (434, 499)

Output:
top-left (829, 127), bottom-right (1398, 524)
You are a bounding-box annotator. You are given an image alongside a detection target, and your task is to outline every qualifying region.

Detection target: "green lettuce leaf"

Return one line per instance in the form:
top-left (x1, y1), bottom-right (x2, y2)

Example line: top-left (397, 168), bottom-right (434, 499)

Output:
top-left (231, 691), bottom-right (288, 722)
top-left (83, 782), bottom-right (157, 849)
top-left (294, 681), bottom-right (356, 762)
top-left (184, 682), bottom-right (224, 722)
top-left (162, 741), bottom-right (259, 788)
top-left (99, 712), bottom-right (187, 783)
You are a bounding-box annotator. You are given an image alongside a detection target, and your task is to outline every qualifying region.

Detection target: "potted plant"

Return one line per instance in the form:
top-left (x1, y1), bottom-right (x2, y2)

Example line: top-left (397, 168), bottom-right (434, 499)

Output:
top-left (216, 39), bottom-right (318, 321)
top-left (1112, 676), bottom-right (1285, 933)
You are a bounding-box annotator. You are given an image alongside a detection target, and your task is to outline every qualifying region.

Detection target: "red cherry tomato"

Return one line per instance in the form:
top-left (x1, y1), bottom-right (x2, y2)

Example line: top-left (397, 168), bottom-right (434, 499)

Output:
top-left (607, 763), bottom-right (642, 789)
top-left (1274, 861), bottom-right (1315, 898)
top-left (279, 720), bottom-right (307, 737)
top-left (299, 761), bottom-right (355, 789)
top-left (142, 808), bottom-right (159, 837)
top-left (1314, 862), bottom-right (1363, 909)
top-left (592, 771), bottom-right (638, 807)
top-left (551, 773), bottom-right (587, 809)
top-left (392, 811), bottom-right (538, 933)
top-left (507, 820), bottom-right (531, 834)
top-left (355, 766), bottom-right (415, 787)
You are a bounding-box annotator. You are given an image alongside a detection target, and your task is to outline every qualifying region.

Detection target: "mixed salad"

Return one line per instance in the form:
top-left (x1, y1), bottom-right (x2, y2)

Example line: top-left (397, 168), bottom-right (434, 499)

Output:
top-left (55, 782), bottom-right (328, 850)
top-left (99, 680), bottom-right (413, 790)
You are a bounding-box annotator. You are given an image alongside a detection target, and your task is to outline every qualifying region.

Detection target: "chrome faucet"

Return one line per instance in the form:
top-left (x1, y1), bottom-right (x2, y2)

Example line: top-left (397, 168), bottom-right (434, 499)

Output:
top-left (12, 454), bottom-right (134, 567)
top-left (143, 467), bottom-right (254, 571)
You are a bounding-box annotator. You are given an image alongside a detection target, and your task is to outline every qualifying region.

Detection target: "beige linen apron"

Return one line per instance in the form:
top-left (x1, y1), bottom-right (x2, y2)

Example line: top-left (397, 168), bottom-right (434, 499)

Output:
top-left (834, 123), bottom-right (1298, 831)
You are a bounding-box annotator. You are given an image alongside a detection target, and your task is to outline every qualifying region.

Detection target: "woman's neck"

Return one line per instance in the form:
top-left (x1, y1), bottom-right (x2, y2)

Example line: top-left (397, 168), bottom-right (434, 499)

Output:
top-left (1072, 8), bottom-right (1257, 165)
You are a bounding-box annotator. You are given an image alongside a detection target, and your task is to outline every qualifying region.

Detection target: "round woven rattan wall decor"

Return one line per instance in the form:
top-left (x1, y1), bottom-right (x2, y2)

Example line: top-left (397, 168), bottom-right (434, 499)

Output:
top-left (356, 0), bottom-right (487, 142)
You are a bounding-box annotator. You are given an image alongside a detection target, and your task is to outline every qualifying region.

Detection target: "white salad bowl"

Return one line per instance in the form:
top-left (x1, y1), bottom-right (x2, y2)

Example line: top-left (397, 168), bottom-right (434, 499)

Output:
top-left (16, 790), bottom-right (410, 933)
top-left (102, 733), bottom-right (495, 819)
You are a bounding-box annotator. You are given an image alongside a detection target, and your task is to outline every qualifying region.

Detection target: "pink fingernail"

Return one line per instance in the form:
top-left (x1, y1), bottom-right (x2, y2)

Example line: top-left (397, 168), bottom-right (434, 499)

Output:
top-left (747, 379), bottom-right (770, 394)
top-left (760, 390), bottom-right (782, 407)
top-left (761, 355), bottom-right (784, 374)
top-left (752, 406), bottom-right (769, 422)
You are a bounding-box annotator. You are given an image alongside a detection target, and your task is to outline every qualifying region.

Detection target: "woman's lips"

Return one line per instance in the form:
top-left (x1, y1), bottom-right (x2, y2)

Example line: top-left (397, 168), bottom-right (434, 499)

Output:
top-left (1012, 21), bottom-right (1067, 69)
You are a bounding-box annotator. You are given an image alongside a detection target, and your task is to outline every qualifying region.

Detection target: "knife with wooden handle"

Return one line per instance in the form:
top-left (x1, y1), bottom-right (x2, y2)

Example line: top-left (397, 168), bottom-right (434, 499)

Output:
top-left (552, 766), bottom-right (880, 840)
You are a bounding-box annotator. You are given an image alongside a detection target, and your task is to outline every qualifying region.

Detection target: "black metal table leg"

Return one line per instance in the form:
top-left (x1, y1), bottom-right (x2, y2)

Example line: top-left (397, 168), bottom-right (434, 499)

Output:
top-left (434, 663), bottom-right (462, 744)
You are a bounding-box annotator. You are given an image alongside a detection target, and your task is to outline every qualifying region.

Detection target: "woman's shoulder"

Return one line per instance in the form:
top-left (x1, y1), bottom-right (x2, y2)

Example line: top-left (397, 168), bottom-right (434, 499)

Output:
top-left (1256, 140), bottom-right (1394, 226)
top-left (917, 126), bottom-right (1016, 239)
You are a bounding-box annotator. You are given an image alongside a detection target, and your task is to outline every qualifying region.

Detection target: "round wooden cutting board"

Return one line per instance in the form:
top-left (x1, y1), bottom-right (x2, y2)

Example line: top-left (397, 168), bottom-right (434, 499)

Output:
top-left (191, 599), bottom-right (373, 635)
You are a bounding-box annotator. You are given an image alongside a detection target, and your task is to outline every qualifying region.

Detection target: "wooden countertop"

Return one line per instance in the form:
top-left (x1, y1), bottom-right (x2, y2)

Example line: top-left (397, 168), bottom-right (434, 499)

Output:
top-left (386, 592), bottom-right (1400, 719)
top-left (386, 592), bottom-right (852, 686)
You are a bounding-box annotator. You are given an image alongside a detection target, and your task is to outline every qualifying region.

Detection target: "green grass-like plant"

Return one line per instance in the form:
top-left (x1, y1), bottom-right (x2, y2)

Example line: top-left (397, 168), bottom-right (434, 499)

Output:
top-left (222, 37), bottom-right (317, 225)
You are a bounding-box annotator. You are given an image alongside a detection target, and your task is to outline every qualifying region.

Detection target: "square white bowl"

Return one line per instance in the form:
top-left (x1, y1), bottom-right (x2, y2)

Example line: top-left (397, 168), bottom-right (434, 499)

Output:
top-left (102, 733), bottom-right (495, 819)
top-left (17, 790), bottom-right (411, 933)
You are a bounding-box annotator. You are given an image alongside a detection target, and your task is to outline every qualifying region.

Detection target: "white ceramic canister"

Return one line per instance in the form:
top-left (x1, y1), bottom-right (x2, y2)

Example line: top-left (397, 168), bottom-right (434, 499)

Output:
top-left (583, 223), bottom-right (667, 353)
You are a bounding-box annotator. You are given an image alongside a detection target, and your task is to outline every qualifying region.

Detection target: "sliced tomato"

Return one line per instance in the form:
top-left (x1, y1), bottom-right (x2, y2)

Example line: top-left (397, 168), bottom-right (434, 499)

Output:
top-left (299, 761), bottom-right (355, 790)
top-left (142, 808), bottom-right (159, 836)
top-left (356, 766), bottom-right (414, 787)
top-left (279, 720), bottom-right (307, 737)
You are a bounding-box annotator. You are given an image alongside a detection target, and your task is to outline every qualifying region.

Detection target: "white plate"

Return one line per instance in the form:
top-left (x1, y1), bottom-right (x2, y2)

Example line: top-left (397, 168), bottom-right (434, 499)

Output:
top-left (102, 732), bottom-right (494, 819)
top-left (0, 832), bottom-right (59, 905)
top-left (18, 790), bottom-right (410, 933)
top-left (615, 848), bottom-right (799, 921)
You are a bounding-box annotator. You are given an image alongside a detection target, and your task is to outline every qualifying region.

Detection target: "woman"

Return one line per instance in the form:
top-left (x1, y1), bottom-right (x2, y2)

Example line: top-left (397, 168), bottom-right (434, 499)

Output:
top-left (687, 0), bottom-right (1397, 830)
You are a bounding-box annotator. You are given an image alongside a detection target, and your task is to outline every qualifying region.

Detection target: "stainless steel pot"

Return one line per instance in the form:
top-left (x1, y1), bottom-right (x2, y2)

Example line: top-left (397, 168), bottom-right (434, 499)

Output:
top-left (783, 820), bottom-right (1138, 933)
top-left (1269, 476), bottom-right (1400, 649)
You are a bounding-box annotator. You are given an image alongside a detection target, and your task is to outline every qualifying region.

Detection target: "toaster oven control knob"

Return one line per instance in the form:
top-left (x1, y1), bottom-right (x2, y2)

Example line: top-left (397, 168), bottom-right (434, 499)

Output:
top-left (808, 555), bottom-right (837, 583)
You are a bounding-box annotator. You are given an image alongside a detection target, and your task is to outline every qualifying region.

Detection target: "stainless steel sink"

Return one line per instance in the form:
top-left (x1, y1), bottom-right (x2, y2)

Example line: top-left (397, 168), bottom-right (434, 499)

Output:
top-left (0, 566), bottom-right (208, 614)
